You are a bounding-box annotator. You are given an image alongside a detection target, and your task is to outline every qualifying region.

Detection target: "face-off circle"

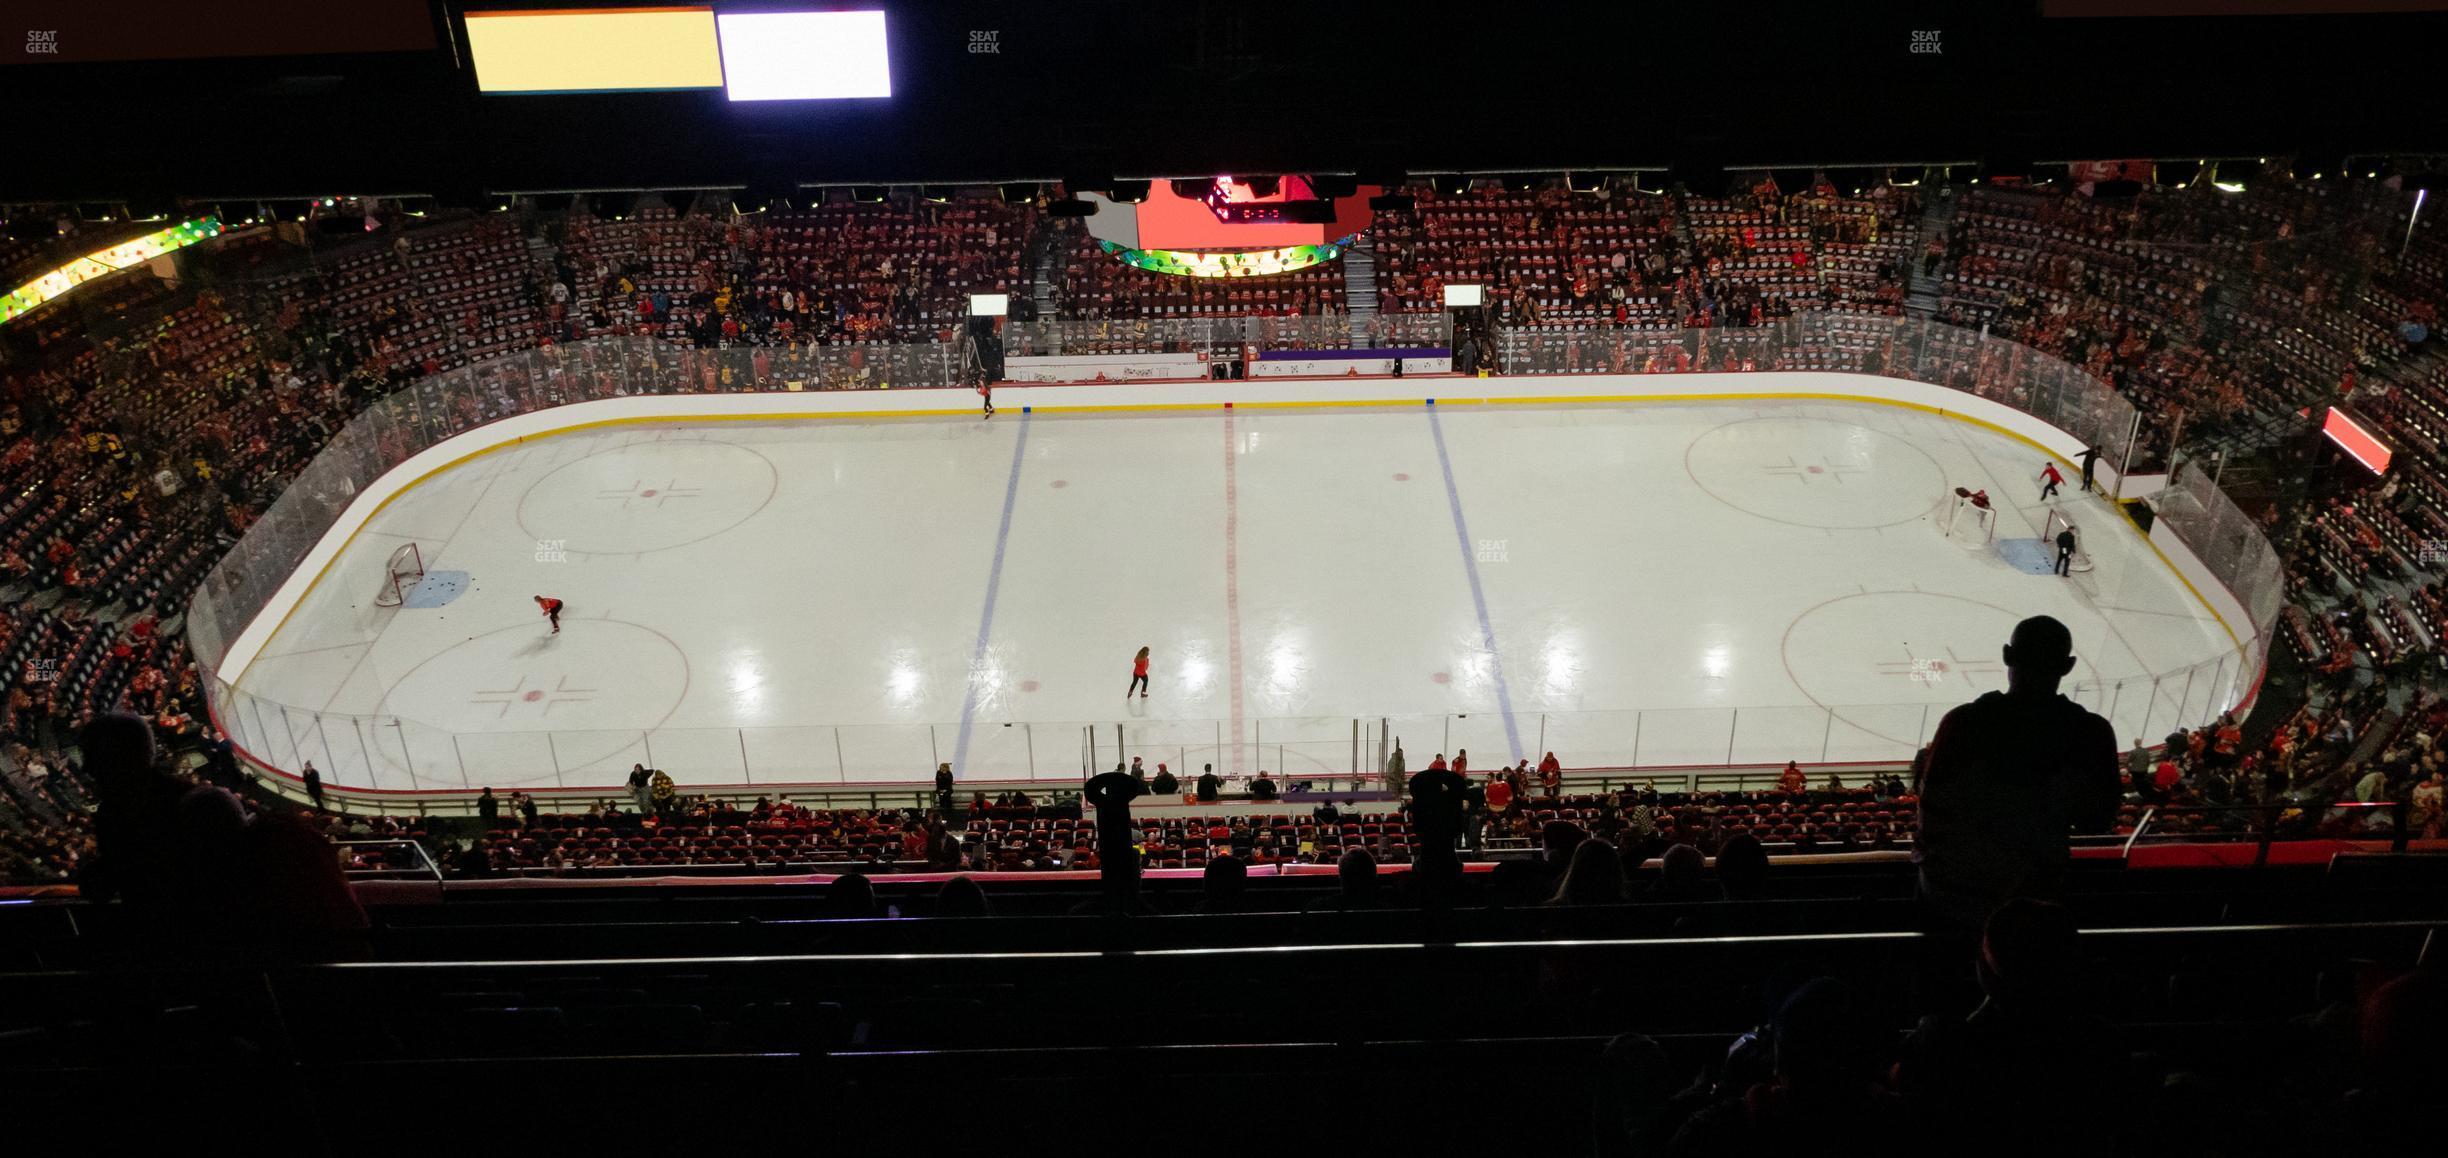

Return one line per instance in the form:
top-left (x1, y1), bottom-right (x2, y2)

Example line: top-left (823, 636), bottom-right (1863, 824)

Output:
top-left (517, 439), bottom-right (778, 555)
top-left (1684, 415), bottom-right (1946, 529)
top-left (1780, 590), bottom-right (2100, 748)
top-left (374, 618), bottom-right (691, 786)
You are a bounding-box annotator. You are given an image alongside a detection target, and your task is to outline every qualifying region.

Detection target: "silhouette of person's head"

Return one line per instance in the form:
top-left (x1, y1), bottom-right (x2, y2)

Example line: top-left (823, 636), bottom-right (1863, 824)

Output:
top-left (1337, 848), bottom-right (1378, 897)
top-left (1542, 820), bottom-right (1587, 865)
top-left (1769, 977), bottom-right (1881, 1097)
top-left (80, 711), bottom-right (159, 799)
top-left (1715, 834), bottom-right (1770, 900)
top-left (1201, 854), bottom-right (1247, 909)
top-left (934, 874), bottom-right (989, 918)
top-left (2360, 967), bottom-right (2448, 1098)
top-left (1978, 897), bottom-right (2082, 1008)
top-left (1658, 843), bottom-right (1705, 890)
top-left (825, 871), bottom-right (878, 918)
top-left (1548, 838), bottom-right (1624, 905)
top-left (2003, 615), bottom-right (2077, 695)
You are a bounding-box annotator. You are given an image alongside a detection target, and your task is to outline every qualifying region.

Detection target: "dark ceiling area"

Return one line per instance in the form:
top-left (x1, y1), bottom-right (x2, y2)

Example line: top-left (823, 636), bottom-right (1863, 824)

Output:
top-left (3, 0), bottom-right (2446, 203)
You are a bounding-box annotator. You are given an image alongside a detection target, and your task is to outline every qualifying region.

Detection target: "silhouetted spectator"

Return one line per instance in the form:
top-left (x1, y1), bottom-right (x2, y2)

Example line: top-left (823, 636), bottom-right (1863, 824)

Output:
top-left (1714, 834), bottom-right (1770, 900)
top-left (1307, 848), bottom-right (1382, 911)
top-left (1194, 853), bottom-right (1247, 913)
top-left (1916, 615), bottom-right (2119, 931)
top-left (1897, 899), bottom-right (2126, 1150)
top-left (824, 871), bottom-right (879, 918)
top-left (79, 713), bottom-right (204, 912)
top-left (477, 786), bottom-right (498, 827)
top-left (1646, 843), bottom-right (1721, 903)
top-left (1668, 977), bottom-right (1904, 1153)
top-left (1547, 838), bottom-right (1624, 905)
top-left (1407, 760), bottom-right (1470, 871)
top-left (1194, 764), bottom-right (1222, 802)
top-left (301, 761), bottom-right (324, 811)
top-left (934, 874), bottom-right (989, 917)
top-left (1083, 762), bottom-right (1146, 860)
top-left (1250, 771), bottom-right (1278, 800)
top-left (1150, 764), bottom-right (1178, 794)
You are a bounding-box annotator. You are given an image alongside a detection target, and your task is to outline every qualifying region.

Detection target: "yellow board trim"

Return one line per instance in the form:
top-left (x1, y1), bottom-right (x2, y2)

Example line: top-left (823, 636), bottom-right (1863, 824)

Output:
top-left (234, 390), bottom-right (2246, 689)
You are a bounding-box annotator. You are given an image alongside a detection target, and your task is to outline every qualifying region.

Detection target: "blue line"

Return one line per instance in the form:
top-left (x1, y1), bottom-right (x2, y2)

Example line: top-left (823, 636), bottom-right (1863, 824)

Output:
top-left (1426, 406), bottom-right (1525, 763)
top-left (952, 413), bottom-right (1031, 775)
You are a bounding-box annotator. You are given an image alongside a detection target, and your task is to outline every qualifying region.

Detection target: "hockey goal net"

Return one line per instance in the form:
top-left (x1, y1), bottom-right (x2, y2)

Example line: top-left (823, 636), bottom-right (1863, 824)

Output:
top-left (373, 542), bottom-right (425, 607)
top-left (1943, 487), bottom-right (1995, 549)
top-left (2044, 510), bottom-right (2095, 573)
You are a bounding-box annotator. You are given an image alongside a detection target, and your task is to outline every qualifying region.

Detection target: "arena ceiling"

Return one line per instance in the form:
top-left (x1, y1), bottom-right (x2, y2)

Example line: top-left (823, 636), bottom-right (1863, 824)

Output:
top-left (3, 0), bottom-right (2445, 203)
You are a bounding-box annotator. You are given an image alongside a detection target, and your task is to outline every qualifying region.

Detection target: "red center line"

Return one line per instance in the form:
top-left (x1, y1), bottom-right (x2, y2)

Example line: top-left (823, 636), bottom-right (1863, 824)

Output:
top-left (1223, 408), bottom-right (1247, 775)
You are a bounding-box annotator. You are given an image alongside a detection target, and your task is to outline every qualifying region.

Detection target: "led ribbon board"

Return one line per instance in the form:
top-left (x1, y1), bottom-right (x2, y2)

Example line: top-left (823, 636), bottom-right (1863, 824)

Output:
top-left (1, 217), bottom-right (223, 326)
top-left (1100, 237), bottom-right (1352, 279)
top-left (2322, 406), bottom-right (2393, 473)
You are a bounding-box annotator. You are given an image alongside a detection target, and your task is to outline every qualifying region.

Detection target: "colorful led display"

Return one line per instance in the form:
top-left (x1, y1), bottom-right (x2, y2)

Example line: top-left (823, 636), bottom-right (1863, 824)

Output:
top-left (1, 217), bottom-right (223, 326)
top-left (1099, 237), bottom-right (1351, 279)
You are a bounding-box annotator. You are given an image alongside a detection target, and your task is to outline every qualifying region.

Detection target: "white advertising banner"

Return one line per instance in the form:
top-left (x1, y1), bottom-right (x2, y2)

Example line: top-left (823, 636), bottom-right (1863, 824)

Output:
top-left (1249, 353), bottom-right (1454, 377)
top-left (1005, 352), bottom-right (1209, 383)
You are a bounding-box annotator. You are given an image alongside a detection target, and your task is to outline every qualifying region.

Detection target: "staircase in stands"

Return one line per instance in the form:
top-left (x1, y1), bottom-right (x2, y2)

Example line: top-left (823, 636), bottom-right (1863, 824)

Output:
top-left (1903, 186), bottom-right (1958, 318)
top-left (1342, 237), bottom-right (1379, 318)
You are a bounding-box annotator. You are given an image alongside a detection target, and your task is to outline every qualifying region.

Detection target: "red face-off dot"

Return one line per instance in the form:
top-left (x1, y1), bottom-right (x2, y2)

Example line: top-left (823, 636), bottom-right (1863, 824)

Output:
top-left (523, 690), bottom-right (545, 702)
top-left (1050, 480), bottom-right (1068, 489)
top-left (1431, 671), bottom-right (1451, 684)
top-left (1393, 473), bottom-right (1411, 481)
top-left (1020, 680), bottom-right (1041, 692)
top-left (641, 489), bottom-right (658, 496)
top-left (1806, 466), bottom-right (1823, 474)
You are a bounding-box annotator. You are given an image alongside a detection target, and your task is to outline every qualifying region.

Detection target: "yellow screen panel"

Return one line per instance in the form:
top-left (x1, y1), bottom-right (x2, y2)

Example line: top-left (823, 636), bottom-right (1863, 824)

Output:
top-left (465, 8), bottom-right (724, 94)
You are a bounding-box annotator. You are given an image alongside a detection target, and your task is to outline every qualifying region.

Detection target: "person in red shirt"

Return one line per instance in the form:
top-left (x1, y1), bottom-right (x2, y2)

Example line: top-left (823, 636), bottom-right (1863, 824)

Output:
top-left (2039, 461), bottom-right (2065, 501)
top-left (1536, 754), bottom-right (1561, 798)
top-left (1485, 770), bottom-right (1514, 814)
top-left (1452, 749), bottom-right (1469, 777)
top-left (534, 594), bottom-right (564, 635)
top-left (1778, 761), bottom-right (1808, 794)
top-left (1126, 646), bottom-right (1150, 698)
top-left (2152, 758), bottom-right (2183, 797)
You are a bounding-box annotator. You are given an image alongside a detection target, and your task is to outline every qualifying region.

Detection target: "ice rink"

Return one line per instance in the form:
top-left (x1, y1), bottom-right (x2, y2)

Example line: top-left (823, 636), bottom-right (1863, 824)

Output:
top-left (229, 395), bottom-right (2246, 791)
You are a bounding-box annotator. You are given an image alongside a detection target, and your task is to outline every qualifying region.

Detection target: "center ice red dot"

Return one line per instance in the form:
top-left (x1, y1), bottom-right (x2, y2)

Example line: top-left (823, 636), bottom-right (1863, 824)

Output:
top-left (523, 690), bottom-right (544, 702)
top-left (641, 488), bottom-right (658, 496)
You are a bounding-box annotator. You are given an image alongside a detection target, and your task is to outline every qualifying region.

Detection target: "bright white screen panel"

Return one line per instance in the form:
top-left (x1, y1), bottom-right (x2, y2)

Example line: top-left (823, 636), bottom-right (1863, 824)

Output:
top-left (717, 10), bottom-right (892, 101)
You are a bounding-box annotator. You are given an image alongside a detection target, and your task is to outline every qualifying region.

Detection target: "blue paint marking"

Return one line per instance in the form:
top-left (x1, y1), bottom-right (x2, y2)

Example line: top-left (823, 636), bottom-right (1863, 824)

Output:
top-left (952, 412), bottom-right (1032, 774)
top-left (1426, 407), bottom-right (1525, 763)
top-left (1996, 537), bottom-right (2063, 575)
top-left (402, 571), bottom-right (470, 609)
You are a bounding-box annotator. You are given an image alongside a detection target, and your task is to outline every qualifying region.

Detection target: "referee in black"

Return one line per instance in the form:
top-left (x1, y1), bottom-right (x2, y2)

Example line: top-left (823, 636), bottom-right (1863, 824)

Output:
top-left (2054, 526), bottom-right (2079, 577)
top-left (2078, 445), bottom-right (2103, 493)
